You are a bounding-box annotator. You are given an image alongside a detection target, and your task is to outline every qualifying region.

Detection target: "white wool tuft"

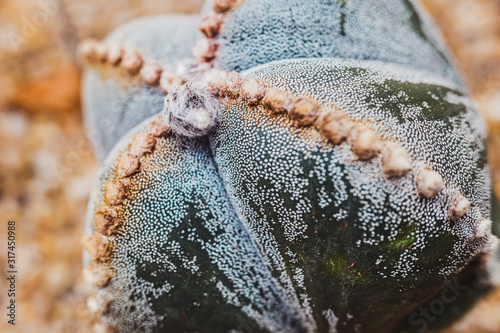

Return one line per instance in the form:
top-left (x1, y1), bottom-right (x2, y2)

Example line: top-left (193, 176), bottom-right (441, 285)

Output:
top-left (163, 80), bottom-right (221, 137)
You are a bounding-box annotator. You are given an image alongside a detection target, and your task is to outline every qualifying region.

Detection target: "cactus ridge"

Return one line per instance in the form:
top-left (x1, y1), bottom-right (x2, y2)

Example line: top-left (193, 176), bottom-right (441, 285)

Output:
top-left (80, 39), bottom-right (208, 94)
top-left (194, 0), bottom-right (242, 63)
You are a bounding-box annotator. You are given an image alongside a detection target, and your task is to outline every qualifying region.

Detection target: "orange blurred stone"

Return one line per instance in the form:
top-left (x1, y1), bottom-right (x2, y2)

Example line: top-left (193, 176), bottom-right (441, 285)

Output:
top-left (8, 65), bottom-right (81, 115)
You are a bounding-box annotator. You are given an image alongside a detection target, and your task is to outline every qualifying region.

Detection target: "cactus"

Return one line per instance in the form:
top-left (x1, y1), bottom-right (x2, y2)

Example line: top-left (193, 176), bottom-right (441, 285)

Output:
top-left (81, 1), bottom-right (500, 332)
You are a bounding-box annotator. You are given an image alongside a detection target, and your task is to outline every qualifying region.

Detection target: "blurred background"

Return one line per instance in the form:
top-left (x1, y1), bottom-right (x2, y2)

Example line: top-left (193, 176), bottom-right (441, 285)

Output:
top-left (0, 0), bottom-right (499, 332)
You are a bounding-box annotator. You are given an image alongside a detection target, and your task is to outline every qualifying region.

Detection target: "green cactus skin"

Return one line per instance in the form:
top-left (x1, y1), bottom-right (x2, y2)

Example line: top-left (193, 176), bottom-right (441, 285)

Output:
top-left (82, 15), bottom-right (202, 161)
top-left (81, 1), bottom-right (500, 332)
top-left (208, 58), bottom-right (496, 332)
